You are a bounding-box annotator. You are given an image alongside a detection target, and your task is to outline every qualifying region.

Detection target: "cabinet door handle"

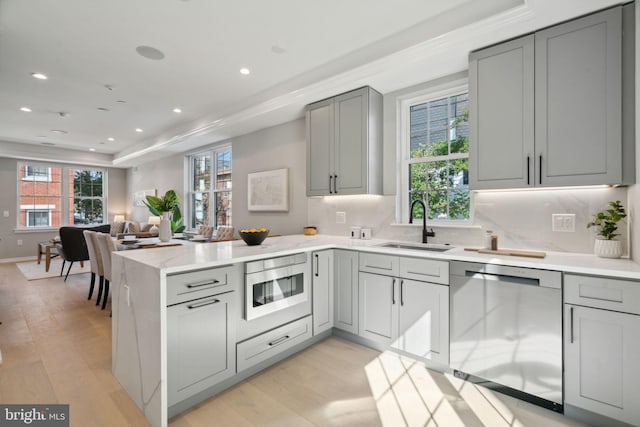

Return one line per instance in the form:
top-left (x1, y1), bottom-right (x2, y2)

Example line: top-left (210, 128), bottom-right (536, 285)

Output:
top-left (186, 279), bottom-right (220, 289)
top-left (334, 174), bottom-right (338, 194)
top-left (392, 279), bottom-right (396, 305)
top-left (527, 156), bottom-right (530, 185)
top-left (400, 280), bottom-right (404, 306)
top-left (314, 254), bottom-right (319, 277)
top-left (268, 335), bottom-right (290, 346)
top-left (570, 306), bottom-right (574, 344)
top-left (187, 298), bottom-right (220, 309)
top-left (329, 175), bottom-right (333, 194)
top-left (539, 155), bottom-right (542, 185)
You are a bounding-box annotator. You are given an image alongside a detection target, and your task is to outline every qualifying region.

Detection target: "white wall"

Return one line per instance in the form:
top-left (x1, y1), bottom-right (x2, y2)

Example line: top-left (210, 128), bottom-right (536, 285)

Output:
top-left (127, 118), bottom-right (308, 237)
top-left (126, 154), bottom-right (186, 223)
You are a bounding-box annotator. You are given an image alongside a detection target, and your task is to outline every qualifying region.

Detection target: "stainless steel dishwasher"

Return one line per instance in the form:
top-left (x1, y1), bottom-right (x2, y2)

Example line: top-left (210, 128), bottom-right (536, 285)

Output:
top-left (450, 261), bottom-right (563, 412)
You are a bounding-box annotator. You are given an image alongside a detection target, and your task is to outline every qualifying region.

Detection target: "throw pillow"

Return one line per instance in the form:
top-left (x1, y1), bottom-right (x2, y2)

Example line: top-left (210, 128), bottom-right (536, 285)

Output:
top-left (128, 222), bottom-right (140, 234)
top-left (110, 221), bottom-right (125, 237)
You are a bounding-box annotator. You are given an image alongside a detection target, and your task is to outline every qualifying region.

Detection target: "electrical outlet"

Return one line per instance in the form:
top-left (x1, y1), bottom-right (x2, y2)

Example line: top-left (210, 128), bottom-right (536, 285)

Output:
top-left (552, 214), bottom-right (575, 232)
top-left (336, 211), bottom-right (346, 224)
top-left (17, 239), bottom-right (23, 246)
top-left (3, 210), bottom-right (8, 217)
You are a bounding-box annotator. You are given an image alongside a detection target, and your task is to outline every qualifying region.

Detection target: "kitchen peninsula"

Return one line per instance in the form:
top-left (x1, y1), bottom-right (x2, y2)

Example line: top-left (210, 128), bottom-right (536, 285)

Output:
top-left (112, 235), bottom-right (640, 427)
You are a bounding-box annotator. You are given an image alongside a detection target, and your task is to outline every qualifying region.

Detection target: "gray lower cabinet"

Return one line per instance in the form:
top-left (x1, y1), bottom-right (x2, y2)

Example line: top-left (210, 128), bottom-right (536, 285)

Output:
top-left (393, 279), bottom-right (449, 365)
top-left (333, 250), bottom-right (359, 334)
top-left (470, 5), bottom-right (633, 189)
top-left (358, 253), bottom-right (449, 363)
top-left (167, 291), bottom-right (236, 406)
top-left (306, 86), bottom-right (382, 196)
top-left (312, 250), bottom-right (334, 335)
top-left (564, 274), bottom-right (640, 425)
top-left (358, 271), bottom-right (397, 345)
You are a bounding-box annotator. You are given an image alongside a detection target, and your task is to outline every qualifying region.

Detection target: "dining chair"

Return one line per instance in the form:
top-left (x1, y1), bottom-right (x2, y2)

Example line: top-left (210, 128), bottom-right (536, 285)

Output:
top-left (213, 226), bottom-right (235, 241)
top-left (83, 230), bottom-right (105, 305)
top-left (56, 226), bottom-right (90, 281)
top-left (95, 233), bottom-right (117, 310)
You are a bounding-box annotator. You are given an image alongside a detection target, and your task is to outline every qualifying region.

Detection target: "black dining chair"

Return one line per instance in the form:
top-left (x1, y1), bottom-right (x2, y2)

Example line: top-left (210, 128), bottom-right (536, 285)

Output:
top-left (56, 226), bottom-right (91, 281)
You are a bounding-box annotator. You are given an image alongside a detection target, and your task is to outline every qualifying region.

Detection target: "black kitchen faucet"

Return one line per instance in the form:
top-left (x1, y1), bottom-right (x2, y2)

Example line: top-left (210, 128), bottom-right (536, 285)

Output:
top-left (409, 199), bottom-right (435, 244)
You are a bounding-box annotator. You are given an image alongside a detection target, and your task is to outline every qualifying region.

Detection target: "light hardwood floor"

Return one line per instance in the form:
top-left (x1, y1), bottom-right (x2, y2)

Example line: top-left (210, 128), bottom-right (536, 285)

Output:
top-left (0, 262), bottom-right (588, 427)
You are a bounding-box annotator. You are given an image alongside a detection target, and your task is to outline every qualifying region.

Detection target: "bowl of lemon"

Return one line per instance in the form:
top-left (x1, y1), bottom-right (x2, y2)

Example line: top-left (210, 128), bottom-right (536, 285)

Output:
top-left (238, 228), bottom-right (269, 246)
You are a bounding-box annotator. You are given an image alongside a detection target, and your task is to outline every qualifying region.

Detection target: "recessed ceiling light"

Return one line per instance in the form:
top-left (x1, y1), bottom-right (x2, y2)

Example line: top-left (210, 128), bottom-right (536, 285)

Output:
top-left (51, 129), bottom-right (68, 134)
top-left (136, 45), bottom-right (165, 60)
top-left (239, 67), bottom-right (250, 75)
top-left (173, 108), bottom-right (182, 113)
top-left (135, 128), bottom-right (143, 133)
top-left (31, 72), bottom-right (48, 80)
top-left (107, 137), bottom-right (115, 142)
top-left (89, 148), bottom-right (96, 152)
top-left (20, 107), bottom-right (32, 112)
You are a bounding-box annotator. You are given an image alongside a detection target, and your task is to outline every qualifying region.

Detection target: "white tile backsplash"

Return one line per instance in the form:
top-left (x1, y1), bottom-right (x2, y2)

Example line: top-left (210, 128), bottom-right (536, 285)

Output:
top-left (307, 187), bottom-right (629, 255)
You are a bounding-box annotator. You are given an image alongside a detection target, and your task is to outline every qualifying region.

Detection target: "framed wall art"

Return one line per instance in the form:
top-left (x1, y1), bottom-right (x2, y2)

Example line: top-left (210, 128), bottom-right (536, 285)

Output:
top-left (247, 168), bottom-right (289, 211)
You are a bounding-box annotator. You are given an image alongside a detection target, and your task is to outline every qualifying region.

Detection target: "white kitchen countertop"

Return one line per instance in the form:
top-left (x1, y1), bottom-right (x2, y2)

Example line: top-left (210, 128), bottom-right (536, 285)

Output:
top-left (113, 234), bottom-right (640, 280)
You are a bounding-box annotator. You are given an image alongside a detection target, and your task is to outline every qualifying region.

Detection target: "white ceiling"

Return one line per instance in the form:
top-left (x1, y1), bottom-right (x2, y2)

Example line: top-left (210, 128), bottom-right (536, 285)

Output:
top-left (0, 0), bottom-right (627, 167)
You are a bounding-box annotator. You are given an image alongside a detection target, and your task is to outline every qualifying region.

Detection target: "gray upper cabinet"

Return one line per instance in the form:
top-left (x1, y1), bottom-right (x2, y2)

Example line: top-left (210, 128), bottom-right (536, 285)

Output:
top-left (536, 7), bottom-right (621, 186)
top-left (470, 5), bottom-right (634, 190)
top-left (469, 35), bottom-right (534, 189)
top-left (306, 86), bottom-right (382, 196)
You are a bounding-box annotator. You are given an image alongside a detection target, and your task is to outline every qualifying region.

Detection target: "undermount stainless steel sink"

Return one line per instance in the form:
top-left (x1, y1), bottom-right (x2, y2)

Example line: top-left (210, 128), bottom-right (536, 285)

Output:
top-left (379, 242), bottom-right (453, 252)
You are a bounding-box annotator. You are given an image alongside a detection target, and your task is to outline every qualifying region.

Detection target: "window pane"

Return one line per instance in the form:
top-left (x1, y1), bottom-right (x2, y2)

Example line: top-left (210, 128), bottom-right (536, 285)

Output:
top-left (427, 190), bottom-right (448, 220)
top-left (19, 164), bottom-right (62, 227)
top-left (73, 198), bottom-right (103, 224)
top-left (192, 192), bottom-right (210, 228)
top-left (449, 159), bottom-right (469, 190)
top-left (216, 191), bottom-right (232, 227)
top-left (193, 155), bottom-right (211, 192)
top-left (427, 130), bottom-right (448, 156)
top-left (216, 150), bottom-right (232, 190)
top-left (449, 190), bottom-right (470, 220)
top-left (429, 98), bottom-right (448, 128)
top-left (427, 160), bottom-right (448, 190)
top-left (409, 163), bottom-right (427, 196)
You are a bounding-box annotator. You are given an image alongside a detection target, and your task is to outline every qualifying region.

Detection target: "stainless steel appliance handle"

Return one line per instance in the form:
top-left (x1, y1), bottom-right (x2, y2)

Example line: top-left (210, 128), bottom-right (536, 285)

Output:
top-left (314, 254), bottom-right (319, 277)
top-left (570, 306), bottom-right (574, 344)
top-left (187, 298), bottom-right (220, 309)
top-left (392, 279), bottom-right (396, 305)
top-left (268, 335), bottom-right (290, 346)
top-left (186, 279), bottom-right (220, 288)
top-left (400, 280), bottom-right (404, 306)
top-left (465, 271), bottom-right (540, 287)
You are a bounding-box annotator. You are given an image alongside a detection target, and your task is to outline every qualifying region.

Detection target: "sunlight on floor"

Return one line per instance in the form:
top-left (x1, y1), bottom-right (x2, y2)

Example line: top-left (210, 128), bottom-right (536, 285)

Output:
top-left (364, 350), bottom-right (530, 427)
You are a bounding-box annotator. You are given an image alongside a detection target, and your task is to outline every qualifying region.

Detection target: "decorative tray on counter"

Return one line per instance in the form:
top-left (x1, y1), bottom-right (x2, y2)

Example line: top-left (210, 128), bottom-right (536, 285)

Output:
top-left (464, 248), bottom-right (546, 259)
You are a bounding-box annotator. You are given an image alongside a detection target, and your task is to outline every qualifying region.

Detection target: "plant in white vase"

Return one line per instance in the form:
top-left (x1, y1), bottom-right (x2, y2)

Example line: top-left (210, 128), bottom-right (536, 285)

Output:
top-left (587, 200), bottom-right (626, 258)
top-left (144, 190), bottom-right (185, 242)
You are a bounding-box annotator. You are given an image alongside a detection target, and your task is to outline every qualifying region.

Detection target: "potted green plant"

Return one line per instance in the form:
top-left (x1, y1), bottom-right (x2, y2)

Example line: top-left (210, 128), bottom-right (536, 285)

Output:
top-left (144, 190), bottom-right (186, 241)
top-left (587, 200), bottom-right (626, 258)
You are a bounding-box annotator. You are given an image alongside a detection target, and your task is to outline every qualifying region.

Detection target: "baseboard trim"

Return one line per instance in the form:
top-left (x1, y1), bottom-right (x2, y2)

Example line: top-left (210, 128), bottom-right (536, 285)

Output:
top-left (0, 256), bottom-right (37, 264)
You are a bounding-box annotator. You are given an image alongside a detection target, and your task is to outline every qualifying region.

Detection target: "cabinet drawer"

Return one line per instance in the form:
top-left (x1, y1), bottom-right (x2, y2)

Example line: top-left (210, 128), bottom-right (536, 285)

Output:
top-left (359, 253), bottom-right (399, 276)
top-left (167, 265), bottom-right (236, 306)
top-left (399, 257), bottom-right (449, 285)
top-left (565, 274), bottom-right (640, 315)
top-left (237, 315), bottom-right (312, 373)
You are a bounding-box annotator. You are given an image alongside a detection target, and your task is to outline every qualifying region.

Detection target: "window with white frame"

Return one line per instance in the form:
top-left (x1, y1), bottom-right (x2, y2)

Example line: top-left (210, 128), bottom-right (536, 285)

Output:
top-left (188, 146), bottom-right (232, 230)
top-left (401, 84), bottom-right (470, 223)
top-left (17, 162), bottom-right (106, 228)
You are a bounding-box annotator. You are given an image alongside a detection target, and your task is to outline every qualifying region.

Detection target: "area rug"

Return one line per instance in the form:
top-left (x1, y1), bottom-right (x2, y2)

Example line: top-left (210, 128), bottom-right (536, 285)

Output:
top-left (17, 259), bottom-right (91, 281)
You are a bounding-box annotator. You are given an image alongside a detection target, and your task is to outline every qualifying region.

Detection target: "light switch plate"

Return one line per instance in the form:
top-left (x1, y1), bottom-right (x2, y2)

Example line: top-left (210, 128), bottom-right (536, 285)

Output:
top-left (336, 211), bottom-right (346, 224)
top-left (3, 210), bottom-right (9, 217)
top-left (552, 214), bottom-right (575, 232)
